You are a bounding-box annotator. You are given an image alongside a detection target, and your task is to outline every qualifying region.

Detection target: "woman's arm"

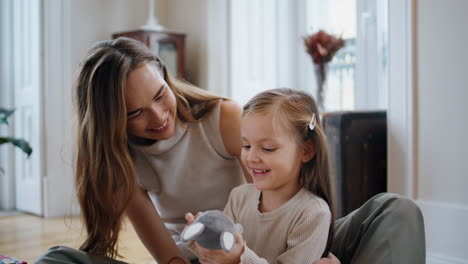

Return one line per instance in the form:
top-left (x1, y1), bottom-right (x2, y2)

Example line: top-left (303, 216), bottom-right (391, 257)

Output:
top-left (314, 253), bottom-right (341, 264)
top-left (219, 100), bottom-right (252, 183)
top-left (126, 183), bottom-right (190, 264)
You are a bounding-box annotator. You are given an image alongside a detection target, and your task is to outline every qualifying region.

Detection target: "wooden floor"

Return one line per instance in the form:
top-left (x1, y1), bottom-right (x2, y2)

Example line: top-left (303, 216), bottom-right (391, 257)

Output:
top-left (0, 214), bottom-right (154, 263)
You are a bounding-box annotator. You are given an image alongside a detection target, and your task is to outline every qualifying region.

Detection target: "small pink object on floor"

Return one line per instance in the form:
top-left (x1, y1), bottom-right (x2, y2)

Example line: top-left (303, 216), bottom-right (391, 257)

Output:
top-left (0, 255), bottom-right (27, 264)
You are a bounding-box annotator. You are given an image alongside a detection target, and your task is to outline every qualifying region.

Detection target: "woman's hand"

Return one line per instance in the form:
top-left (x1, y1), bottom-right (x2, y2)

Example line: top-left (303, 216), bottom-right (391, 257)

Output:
top-left (190, 233), bottom-right (244, 264)
top-left (184, 212), bottom-right (202, 226)
top-left (313, 253), bottom-right (340, 264)
top-left (184, 212), bottom-right (202, 250)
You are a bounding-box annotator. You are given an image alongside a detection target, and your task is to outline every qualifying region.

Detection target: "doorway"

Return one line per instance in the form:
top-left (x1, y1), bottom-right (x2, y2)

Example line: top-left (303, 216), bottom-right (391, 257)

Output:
top-left (0, 0), bottom-right (43, 216)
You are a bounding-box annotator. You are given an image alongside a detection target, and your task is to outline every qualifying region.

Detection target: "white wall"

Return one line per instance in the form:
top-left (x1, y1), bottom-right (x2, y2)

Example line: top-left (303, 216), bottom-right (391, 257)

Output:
top-left (415, 0), bottom-right (468, 262)
top-left (417, 0), bottom-right (468, 205)
top-left (165, 0), bottom-right (209, 90)
top-left (70, 0), bottom-right (167, 72)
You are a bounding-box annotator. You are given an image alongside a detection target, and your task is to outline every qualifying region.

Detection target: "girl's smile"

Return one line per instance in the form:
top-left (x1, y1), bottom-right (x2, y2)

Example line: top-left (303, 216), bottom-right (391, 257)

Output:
top-left (251, 168), bottom-right (271, 178)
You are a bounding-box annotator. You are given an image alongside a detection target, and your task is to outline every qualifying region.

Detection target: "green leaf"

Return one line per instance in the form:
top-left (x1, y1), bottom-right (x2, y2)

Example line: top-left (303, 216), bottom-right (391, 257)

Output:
top-left (0, 108), bottom-right (15, 125)
top-left (0, 137), bottom-right (33, 157)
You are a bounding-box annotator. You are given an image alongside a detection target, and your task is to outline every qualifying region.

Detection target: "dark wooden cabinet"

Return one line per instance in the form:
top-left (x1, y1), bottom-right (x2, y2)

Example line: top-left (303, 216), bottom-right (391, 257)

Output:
top-left (112, 30), bottom-right (186, 79)
top-left (323, 111), bottom-right (387, 218)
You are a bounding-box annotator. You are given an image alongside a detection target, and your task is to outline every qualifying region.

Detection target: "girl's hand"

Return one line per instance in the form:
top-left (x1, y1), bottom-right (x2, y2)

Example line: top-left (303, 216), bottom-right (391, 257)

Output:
top-left (192, 233), bottom-right (245, 264)
top-left (313, 253), bottom-right (340, 264)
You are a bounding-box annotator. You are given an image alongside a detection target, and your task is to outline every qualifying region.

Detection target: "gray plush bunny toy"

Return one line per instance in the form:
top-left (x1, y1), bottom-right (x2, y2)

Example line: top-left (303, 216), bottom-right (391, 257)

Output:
top-left (181, 210), bottom-right (243, 252)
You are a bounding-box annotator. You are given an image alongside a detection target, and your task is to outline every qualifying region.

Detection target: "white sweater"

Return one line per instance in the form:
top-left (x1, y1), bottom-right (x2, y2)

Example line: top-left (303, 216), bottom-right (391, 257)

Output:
top-left (224, 184), bottom-right (331, 264)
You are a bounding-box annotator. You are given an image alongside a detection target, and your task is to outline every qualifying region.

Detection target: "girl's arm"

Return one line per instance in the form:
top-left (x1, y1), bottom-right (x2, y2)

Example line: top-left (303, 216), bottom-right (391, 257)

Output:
top-left (126, 183), bottom-right (190, 264)
top-left (219, 100), bottom-right (252, 183)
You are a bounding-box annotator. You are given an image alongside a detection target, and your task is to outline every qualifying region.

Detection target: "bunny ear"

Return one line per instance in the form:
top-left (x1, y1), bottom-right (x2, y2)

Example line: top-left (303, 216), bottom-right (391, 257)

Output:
top-left (220, 232), bottom-right (235, 252)
top-left (181, 223), bottom-right (205, 242)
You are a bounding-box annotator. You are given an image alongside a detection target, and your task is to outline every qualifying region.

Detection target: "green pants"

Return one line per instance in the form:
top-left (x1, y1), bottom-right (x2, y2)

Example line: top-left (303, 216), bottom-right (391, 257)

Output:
top-left (331, 193), bottom-right (425, 264)
top-left (35, 193), bottom-right (425, 264)
top-left (33, 247), bottom-right (127, 264)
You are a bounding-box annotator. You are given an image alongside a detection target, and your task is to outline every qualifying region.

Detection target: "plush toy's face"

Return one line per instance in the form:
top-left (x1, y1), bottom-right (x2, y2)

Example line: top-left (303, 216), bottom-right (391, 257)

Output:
top-left (181, 210), bottom-right (243, 252)
top-left (183, 223), bottom-right (205, 239)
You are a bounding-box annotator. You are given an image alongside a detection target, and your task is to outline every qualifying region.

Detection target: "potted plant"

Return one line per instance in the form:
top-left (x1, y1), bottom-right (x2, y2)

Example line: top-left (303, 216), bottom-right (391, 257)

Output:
top-left (0, 107), bottom-right (32, 173)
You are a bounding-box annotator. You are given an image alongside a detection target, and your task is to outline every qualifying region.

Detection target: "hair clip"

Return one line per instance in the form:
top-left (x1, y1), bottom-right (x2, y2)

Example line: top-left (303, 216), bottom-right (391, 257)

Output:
top-left (309, 113), bottom-right (316, 131)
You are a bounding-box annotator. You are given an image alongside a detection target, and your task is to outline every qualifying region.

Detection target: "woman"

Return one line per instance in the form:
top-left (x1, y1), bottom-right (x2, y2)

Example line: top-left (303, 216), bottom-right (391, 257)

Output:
top-left (36, 38), bottom-right (425, 264)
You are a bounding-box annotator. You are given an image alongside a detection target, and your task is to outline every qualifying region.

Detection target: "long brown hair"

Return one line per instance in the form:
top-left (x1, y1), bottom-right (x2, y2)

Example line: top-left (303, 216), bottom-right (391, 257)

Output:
top-left (242, 88), bottom-right (335, 257)
top-left (74, 37), bottom-right (225, 257)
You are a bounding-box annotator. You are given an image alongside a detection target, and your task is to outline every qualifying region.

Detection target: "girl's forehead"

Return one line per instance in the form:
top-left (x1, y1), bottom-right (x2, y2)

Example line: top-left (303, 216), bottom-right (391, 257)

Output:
top-left (242, 111), bottom-right (275, 127)
top-left (241, 111), bottom-right (295, 141)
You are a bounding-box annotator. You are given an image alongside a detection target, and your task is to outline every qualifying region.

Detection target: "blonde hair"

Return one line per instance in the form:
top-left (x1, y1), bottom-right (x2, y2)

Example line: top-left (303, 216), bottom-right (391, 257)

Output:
top-left (74, 37), bottom-right (225, 257)
top-left (242, 88), bottom-right (335, 257)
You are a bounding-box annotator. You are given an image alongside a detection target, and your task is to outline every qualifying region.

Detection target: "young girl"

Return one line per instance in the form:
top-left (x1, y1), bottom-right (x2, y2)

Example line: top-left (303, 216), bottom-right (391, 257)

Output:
top-left (189, 88), bottom-right (335, 263)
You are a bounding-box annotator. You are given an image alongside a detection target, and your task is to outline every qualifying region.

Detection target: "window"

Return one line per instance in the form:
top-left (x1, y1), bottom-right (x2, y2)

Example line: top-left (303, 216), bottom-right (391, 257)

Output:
top-left (228, 0), bottom-right (388, 111)
top-left (306, 0), bottom-right (388, 111)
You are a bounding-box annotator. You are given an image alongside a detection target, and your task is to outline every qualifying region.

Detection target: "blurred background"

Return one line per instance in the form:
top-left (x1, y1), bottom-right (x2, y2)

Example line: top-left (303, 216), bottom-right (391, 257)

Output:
top-left (0, 0), bottom-right (467, 263)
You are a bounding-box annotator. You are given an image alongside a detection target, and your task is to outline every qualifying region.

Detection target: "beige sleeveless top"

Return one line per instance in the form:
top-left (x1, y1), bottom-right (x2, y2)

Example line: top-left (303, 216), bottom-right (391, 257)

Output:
top-left (129, 102), bottom-right (245, 257)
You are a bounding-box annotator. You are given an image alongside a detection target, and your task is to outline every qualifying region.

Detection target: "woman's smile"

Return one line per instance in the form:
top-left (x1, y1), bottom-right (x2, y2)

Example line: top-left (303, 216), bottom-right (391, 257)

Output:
top-left (147, 116), bottom-right (170, 133)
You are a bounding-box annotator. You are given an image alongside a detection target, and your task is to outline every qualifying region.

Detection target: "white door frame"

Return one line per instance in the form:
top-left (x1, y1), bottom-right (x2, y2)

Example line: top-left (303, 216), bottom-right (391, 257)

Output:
top-left (42, 0), bottom-right (76, 218)
top-left (11, 0), bottom-right (43, 215)
top-left (387, 0), bottom-right (416, 199)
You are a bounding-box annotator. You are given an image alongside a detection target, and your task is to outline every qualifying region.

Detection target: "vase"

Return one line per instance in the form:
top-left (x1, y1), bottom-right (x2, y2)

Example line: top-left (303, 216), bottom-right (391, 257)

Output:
top-left (314, 62), bottom-right (328, 112)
